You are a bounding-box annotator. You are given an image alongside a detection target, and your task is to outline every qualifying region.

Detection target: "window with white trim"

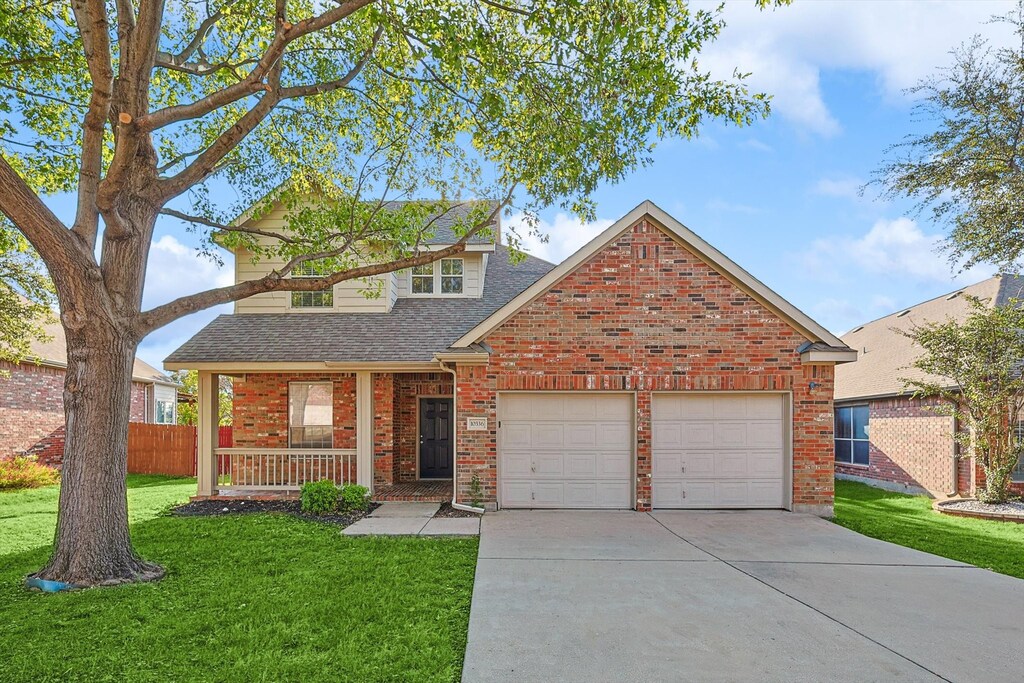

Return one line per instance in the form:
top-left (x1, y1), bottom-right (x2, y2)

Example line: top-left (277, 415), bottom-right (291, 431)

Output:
top-left (440, 258), bottom-right (464, 294)
top-left (290, 261), bottom-right (334, 308)
top-left (411, 263), bottom-right (434, 294)
top-left (289, 382), bottom-right (333, 448)
top-left (155, 399), bottom-right (175, 425)
top-left (835, 405), bottom-right (870, 466)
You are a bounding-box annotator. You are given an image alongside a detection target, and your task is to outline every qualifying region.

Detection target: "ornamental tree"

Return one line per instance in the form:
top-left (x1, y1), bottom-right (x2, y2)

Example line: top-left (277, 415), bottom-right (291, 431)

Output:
top-left (900, 295), bottom-right (1024, 503)
top-left (874, 2), bottom-right (1024, 271)
top-left (0, 0), bottom-right (780, 586)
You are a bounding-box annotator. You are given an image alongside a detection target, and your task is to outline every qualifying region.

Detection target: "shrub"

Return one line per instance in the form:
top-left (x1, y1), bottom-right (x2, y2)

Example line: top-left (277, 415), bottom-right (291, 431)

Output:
top-left (469, 473), bottom-right (483, 509)
top-left (300, 479), bottom-right (339, 515)
top-left (340, 483), bottom-right (370, 512)
top-left (0, 456), bottom-right (60, 490)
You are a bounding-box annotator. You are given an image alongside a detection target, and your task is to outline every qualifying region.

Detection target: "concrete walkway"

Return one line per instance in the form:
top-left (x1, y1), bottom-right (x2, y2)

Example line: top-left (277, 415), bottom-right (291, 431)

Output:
top-left (463, 510), bottom-right (1024, 682)
top-left (342, 502), bottom-right (480, 536)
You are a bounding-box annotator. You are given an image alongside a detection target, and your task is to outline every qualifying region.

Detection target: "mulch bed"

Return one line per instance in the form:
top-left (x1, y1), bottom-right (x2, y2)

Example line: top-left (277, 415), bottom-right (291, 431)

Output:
top-left (173, 499), bottom-right (379, 527)
top-left (434, 502), bottom-right (483, 518)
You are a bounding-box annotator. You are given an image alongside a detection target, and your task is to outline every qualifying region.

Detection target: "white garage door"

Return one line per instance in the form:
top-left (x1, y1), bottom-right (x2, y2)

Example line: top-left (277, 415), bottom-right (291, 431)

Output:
top-left (652, 394), bottom-right (786, 509)
top-left (498, 393), bottom-right (633, 509)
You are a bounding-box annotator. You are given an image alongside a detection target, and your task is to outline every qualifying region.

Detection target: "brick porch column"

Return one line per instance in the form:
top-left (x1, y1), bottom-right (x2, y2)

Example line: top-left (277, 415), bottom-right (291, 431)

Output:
top-left (373, 373), bottom-right (395, 487)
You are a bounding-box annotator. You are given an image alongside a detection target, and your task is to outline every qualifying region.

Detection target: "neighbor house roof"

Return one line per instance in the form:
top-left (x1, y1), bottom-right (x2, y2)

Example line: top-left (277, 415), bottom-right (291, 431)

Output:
top-left (452, 200), bottom-right (855, 361)
top-left (25, 318), bottom-right (178, 386)
top-left (164, 245), bottom-right (555, 365)
top-left (834, 275), bottom-right (1024, 402)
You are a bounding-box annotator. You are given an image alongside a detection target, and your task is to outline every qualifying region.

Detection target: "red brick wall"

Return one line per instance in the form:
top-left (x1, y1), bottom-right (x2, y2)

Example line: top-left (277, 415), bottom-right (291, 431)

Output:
top-left (232, 373), bottom-right (356, 448)
top-left (835, 396), bottom-right (956, 495)
top-left (461, 218), bottom-right (836, 512)
top-left (393, 373), bottom-right (453, 483)
top-left (1, 360), bottom-right (151, 467)
top-left (373, 374), bottom-right (395, 487)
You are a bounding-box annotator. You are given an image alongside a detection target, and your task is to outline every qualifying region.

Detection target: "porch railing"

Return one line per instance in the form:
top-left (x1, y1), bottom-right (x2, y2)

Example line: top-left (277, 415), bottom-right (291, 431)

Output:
top-left (214, 448), bottom-right (357, 490)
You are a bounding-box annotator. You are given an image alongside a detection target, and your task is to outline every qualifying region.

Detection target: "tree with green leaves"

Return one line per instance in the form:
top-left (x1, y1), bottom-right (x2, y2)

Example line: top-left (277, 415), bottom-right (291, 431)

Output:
top-left (900, 295), bottom-right (1024, 503)
top-left (170, 369), bottom-right (232, 425)
top-left (0, 0), bottom-right (781, 587)
top-left (0, 223), bottom-right (56, 372)
top-left (874, 2), bottom-right (1024, 272)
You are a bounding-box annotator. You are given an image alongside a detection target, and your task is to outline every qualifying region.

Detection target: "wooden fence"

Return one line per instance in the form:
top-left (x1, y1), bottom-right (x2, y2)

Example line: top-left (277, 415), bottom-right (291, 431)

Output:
top-left (126, 424), bottom-right (233, 477)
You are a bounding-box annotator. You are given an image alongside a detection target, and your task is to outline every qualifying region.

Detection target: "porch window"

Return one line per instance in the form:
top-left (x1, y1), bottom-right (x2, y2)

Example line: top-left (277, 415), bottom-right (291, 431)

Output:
top-left (440, 258), bottom-right (464, 294)
top-left (834, 405), bottom-right (869, 466)
top-left (411, 263), bottom-right (434, 294)
top-left (290, 261), bottom-right (334, 308)
top-left (289, 382), bottom-right (333, 448)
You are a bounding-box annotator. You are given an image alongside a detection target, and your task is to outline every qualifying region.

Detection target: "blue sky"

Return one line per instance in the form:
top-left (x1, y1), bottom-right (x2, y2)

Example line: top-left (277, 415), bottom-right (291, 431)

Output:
top-left (38, 0), bottom-right (1018, 370)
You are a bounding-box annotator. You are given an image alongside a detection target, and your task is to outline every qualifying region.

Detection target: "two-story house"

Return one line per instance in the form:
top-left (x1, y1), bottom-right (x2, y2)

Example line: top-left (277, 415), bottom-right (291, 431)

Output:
top-left (166, 200), bottom-right (855, 514)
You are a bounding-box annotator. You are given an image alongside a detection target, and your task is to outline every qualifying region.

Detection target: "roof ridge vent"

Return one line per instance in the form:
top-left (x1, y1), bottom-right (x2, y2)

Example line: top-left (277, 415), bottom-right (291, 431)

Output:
top-left (946, 291), bottom-right (962, 300)
top-left (851, 325), bottom-right (864, 333)
top-left (895, 309), bottom-right (911, 318)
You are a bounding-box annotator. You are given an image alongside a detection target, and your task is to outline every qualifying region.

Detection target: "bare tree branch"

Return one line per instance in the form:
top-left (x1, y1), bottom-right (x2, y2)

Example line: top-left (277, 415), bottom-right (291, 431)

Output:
top-left (69, 0), bottom-right (115, 250)
top-left (139, 0), bottom-right (377, 131)
top-left (135, 193), bottom-right (509, 335)
top-left (159, 207), bottom-right (301, 243)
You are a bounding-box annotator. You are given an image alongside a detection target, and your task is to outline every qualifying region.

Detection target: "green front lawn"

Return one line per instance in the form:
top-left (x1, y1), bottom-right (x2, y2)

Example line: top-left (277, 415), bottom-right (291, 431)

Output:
top-left (833, 479), bottom-right (1024, 580)
top-left (0, 477), bottom-right (478, 682)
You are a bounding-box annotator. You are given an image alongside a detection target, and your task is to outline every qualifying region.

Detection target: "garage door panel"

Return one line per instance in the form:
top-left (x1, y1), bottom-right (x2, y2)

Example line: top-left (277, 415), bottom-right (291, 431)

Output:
top-left (652, 394), bottom-right (785, 509)
top-left (499, 393), bottom-right (633, 509)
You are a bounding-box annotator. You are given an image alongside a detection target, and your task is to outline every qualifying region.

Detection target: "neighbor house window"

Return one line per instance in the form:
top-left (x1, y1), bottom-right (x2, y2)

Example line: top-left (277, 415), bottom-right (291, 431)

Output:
top-left (155, 399), bottom-right (175, 425)
top-left (835, 405), bottom-right (869, 466)
top-left (411, 263), bottom-right (434, 294)
top-left (290, 261), bottom-right (334, 308)
top-left (440, 258), bottom-right (464, 294)
top-left (1014, 422), bottom-right (1024, 482)
top-left (289, 382), bottom-right (333, 448)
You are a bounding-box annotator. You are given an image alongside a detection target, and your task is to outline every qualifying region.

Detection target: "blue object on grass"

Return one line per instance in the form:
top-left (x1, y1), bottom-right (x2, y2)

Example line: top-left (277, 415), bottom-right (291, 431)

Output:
top-left (26, 576), bottom-right (76, 592)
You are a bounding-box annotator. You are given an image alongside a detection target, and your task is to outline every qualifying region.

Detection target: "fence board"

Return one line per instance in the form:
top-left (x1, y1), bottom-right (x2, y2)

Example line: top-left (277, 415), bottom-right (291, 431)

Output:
top-left (127, 423), bottom-right (197, 476)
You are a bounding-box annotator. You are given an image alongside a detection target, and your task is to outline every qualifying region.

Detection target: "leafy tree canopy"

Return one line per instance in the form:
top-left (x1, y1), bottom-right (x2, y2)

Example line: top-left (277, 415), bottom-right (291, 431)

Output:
top-left (0, 223), bottom-right (55, 369)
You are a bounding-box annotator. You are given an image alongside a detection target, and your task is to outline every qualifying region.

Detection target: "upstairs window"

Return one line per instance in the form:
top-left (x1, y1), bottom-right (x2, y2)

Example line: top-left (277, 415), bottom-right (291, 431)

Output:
top-left (290, 261), bottom-right (334, 308)
top-left (440, 258), bottom-right (464, 294)
top-left (835, 405), bottom-right (869, 466)
top-left (411, 263), bottom-right (435, 294)
top-left (289, 382), bottom-right (333, 448)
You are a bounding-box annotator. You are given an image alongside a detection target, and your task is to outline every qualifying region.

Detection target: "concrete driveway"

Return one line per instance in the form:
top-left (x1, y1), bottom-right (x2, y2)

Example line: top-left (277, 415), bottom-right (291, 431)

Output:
top-left (462, 510), bottom-right (1024, 682)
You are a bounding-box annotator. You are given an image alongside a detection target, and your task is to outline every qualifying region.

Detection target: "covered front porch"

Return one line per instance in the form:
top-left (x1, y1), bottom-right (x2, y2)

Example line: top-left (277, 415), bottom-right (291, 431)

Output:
top-left (194, 369), bottom-right (456, 502)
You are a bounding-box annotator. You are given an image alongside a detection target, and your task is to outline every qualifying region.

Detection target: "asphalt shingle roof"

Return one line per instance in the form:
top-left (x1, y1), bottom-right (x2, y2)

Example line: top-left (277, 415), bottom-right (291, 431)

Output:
top-left (834, 274), bottom-right (1024, 401)
top-left (165, 245), bottom-right (554, 364)
top-left (381, 200), bottom-right (498, 245)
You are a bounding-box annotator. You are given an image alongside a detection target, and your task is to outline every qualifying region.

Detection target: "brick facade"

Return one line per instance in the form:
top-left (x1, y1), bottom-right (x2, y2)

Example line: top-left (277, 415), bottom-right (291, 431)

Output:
top-left (393, 373), bottom-right (453, 483)
top-left (835, 396), bottom-right (956, 495)
top-left (1, 360), bottom-right (151, 467)
top-left (836, 395), bottom-right (1024, 498)
top-left (459, 218), bottom-right (836, 513)
top-left (232, 373), bottom-right (357, 449)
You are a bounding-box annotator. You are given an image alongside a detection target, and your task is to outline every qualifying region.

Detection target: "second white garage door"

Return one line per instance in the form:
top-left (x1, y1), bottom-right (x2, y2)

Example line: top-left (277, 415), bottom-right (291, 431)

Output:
top-left (652, 394), bottom-right (786, 509)
top-left (498, 393), bottom-right (633, 508)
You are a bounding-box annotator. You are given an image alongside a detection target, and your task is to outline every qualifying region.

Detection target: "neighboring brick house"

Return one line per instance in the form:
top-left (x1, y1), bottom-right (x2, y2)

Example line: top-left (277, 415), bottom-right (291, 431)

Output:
top-left (166, 200), bottom-right (856, 514)
top-left (1, 318), bottom-right (179, 467)
top-left (834, 275), bottom-right (1024, 498)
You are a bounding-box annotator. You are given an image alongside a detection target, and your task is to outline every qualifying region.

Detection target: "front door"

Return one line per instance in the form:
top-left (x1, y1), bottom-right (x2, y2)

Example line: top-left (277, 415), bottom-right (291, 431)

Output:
top-left (419, 397), bottom-right (454, 479)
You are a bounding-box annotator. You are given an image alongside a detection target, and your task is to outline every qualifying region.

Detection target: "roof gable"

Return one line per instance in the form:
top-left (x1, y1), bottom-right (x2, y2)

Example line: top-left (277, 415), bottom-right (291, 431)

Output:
top-left (451, 200), bottom-right (848, 351)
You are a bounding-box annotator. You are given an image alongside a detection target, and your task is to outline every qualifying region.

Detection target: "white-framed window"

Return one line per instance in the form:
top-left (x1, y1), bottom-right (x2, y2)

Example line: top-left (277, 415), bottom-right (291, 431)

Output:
top-left (155, 399), bottom-right (175, 425)
top-left (440, 258), bottom-right (464, 294)
top-left (289, 381), bottom-right (333, 448)
top-left (290, 261), bottom-right (334, 309)
top-left (411, 263), bottom-right (435, 294)
top-left (835, 405), bottom-right (870, 466)
top-left (409, 258), bottom-right (464, 296)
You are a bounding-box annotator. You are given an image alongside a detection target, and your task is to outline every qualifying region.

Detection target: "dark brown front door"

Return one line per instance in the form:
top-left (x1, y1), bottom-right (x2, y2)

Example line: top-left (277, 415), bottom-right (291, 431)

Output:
top-left (419, 398), bottom-right (454, 479)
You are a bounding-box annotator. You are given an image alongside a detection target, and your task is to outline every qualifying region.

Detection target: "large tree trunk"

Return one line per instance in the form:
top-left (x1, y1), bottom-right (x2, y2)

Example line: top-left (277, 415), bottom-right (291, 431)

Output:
top-left (32, 321), bottom-right (163, 587)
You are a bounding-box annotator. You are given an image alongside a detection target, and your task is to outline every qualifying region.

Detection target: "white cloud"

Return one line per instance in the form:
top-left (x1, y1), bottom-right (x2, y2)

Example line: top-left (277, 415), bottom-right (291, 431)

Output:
top-left (812, 176), bottom-right (864, 201)
top-left (798, 217), bottom-right (995, 284)
top-left (505, 212), bottom-right (614, 263)
top-left (698, 0), bottom-right (1016, 135)
top-left (137, 234), bottom-right (233, 370)
top-left (739, 138), bottom-right (774, 153)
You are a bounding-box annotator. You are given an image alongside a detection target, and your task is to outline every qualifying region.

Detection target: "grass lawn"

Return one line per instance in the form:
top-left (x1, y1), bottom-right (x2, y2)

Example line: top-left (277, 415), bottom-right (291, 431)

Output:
top-left (0, 476), bottom-right (478, 682)
top-left (833, 479), bottom-right (1024, 580)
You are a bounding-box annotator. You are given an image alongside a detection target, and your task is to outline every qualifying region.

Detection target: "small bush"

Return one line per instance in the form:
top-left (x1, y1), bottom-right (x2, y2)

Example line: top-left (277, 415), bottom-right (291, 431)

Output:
top-left (300, 479), bottom-right (339, 515)
top-left (340, 483), bottom-right (370, 512)
top-left (0, 456), bottom-right (60, 490)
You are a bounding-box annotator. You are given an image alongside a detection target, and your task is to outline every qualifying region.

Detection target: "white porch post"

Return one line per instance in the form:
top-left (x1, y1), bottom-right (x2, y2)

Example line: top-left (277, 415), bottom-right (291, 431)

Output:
top-left (196, 371), bottom-right (220, 496)
top-left (356, 371), bottom-right (373, 491)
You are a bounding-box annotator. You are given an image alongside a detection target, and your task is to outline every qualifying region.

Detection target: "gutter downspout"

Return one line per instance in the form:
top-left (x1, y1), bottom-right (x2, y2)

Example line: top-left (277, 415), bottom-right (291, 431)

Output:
top-left (438, 359), bottom-right (485, 514)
